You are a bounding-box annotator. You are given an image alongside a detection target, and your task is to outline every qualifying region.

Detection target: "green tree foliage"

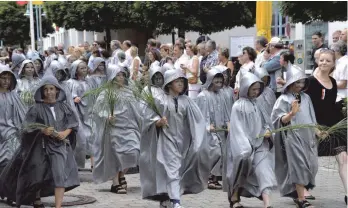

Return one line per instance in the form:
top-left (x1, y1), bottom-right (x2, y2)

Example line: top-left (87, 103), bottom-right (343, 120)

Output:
top-left (0, 1), bottom-right (54, 46)
top-left (45, 1), bottom-right (256, 36)
top-left (280, 1), bottom-right (347, 23)
top-left (133, 1), bottom-right (256, 34)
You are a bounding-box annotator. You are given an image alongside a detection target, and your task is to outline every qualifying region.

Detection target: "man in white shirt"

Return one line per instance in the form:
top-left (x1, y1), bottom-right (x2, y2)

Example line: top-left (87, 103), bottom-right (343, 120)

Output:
top-left (254, 36), bottom-right (269, 68)
top-left (173, 43), bottom-right (189, 71)
top-left (123, 40), bottom-right (133, 67)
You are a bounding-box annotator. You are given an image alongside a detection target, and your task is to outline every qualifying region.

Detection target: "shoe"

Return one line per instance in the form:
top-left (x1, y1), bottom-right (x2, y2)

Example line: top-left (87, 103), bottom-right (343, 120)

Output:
top-left (119, 176), bottom-right (127, 189)
top-left (305, 195), bottom-right (316, 200)
top-left (230, 201), bottom-right (244, 208)
top-left (33, 198), bottom-right (45, 208)
top-left (110, 184), bottom-right (127, 194)
top-left (293, 199), bottom-right (314, 208)
top-left (214, 181), bottom-right (222, 190)
top-left (172, 203), bottom-right (184, 208)
top-left (159, 200), bottom-right (171, 208)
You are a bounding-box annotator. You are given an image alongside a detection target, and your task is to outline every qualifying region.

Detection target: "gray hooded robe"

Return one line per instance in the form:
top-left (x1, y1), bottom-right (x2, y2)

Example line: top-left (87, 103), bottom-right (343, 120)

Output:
top-left (226, 72), bottom-right (277, 201)
top-left (254, 67), bottom-right (277, 117)
top-left (215, 65), bottom-right (235, 117)
top-left (92, 66), bottom-right (142, 184)
top-left (271, 65), bottom-right (318, 197)
top-left (0, 65), bottom-right (27, 174)
top-left (195, 68), bottom-right (229, 177)
top-left (0, 75), bottom-right (80, 206)
top-left (16, 60), bottom-right (41, 106)
top-left (88, 57), bottom-right (107, 89)
top-left (66, 60), bottom-right (94, 167)
top-left (140, 69), bottom-right (211, 201)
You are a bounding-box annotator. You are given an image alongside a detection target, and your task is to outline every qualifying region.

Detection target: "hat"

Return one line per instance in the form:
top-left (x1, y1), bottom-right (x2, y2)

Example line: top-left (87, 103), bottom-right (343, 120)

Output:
top-left (268, 37), bottom-right (283, 45)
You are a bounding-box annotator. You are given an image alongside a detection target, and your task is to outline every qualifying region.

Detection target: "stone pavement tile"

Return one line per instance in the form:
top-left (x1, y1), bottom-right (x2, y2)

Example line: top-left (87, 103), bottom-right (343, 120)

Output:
top-left (0, 157), bottom-right (345, 208)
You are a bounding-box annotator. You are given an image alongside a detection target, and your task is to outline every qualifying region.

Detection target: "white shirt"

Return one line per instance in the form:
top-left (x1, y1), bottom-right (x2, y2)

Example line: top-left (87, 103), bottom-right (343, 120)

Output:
top-left (255, 49), bottom-right (266, 68)
top-left (174, 54), bottom-right (190, 71)
top-left (235, 62), bottom-right (255, 89)
top-left (333, 55), bottom-right (348, 101)
top-left (50, 106), bottom-right (56, 121)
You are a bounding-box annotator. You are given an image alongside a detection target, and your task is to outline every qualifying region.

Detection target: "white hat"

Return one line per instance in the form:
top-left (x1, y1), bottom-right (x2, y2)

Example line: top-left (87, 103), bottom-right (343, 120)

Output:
top-left (268, 37), bottom-right (283, 45)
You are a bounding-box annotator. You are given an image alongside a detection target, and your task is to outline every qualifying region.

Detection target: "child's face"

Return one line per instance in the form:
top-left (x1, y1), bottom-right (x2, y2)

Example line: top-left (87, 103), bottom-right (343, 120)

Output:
top-left (209, 76), bottom-right (224, 92)
top-left (24, 63), bottom-right (35, 77)
top-left (247, 82), bottom-right (261, 98)
top-left (113, 72), bottom-right (126, 86)
top-left (152, 72), bottom-right (164, 87)
top-left (34, 60), bottom-right (42, 71)
top-left (169, 78), bottom-right (185, 94)
top-left (76, 62), bottom-right (88, 78)
top-left (289, 79), bottom-right (306, 93)
top-left (43, 84), bottom-right (59, 103)
top-left (0, 73), bottom-right (12, 90)
top-left (97, 63), bottom-right (105, 73)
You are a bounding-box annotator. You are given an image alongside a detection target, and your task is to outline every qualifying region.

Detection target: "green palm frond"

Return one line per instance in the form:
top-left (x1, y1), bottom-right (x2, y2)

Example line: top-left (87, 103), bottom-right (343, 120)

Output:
top-left (20, 90), bottom-right (35, 105)
top-left (21, 123), bottom-right (69, 144)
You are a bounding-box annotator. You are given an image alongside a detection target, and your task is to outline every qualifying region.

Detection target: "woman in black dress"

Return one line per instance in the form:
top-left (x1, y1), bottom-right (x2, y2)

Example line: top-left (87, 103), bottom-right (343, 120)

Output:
top-left (305, 49), bottom-right (347, 204)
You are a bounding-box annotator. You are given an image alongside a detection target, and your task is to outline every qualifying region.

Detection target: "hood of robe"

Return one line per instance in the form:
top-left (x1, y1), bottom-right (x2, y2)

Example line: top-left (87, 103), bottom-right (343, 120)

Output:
top-left (90, 57), bottom-right (106, 74)
top-left (149, 64), bottom-right (164, 80)
top-left (161, 63), bottom-right (175, 73)
top-left (70, 59), bottom-right (84, 79)
top-left (282, 64), bottom-right (309, 93)
top-left (26, 49), bottom-right (39, 60)
top-left (0, 64), bottom-right (17, 90)
top-left (239, 72), bottom-right (264, 99)
top-left (203, 67), bottom-right (224, 89)
top-left (45, 60), bottom-right (69, 81)
top-left (18, 60), bottom-right (39, 78)
top-left (31, 55), bottom-right (44, 69)
top-left (57, 54), bottom-right (68, 68)
top-left (163, 69), bottom-right (188, 95)
top-left (11, 53), bottom-right (25, 70)
top-left (254, 67), bottom-right (271, 86)
top-left (107, 64), bottom-right (128, 85)
top-left (34, 75), bottom-right (66, 102)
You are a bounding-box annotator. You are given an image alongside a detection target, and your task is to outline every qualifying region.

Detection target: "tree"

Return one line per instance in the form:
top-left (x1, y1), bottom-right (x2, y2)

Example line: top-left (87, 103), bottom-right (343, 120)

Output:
top-left (0, 1), bottom-right (54, 47)
top-left (280, 1), bottom-right (347, 23)
top-left (44, 1), bottom-right (155, 48)
top-left (134, 2), bottom-right (257, 35)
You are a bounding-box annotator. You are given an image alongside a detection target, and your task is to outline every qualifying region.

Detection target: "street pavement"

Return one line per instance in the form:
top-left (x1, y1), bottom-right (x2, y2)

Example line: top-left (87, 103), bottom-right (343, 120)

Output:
top-left (0, 157), bottom-right (346, 208)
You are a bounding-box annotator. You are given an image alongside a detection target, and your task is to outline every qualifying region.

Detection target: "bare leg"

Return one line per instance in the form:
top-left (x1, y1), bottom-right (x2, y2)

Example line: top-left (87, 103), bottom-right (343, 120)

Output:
top-left (262, 192), bottom-right (271, 208)
top-left (54, 187), bottom-right (65, 208)
top-left (336, 151), bottom-right (348, 194)
top-left (90, 156), bottom-right (94, 168)
top-left (113, 172), bottom-right (120, 185)
top-left (295, 184), bottom-right (305, 201)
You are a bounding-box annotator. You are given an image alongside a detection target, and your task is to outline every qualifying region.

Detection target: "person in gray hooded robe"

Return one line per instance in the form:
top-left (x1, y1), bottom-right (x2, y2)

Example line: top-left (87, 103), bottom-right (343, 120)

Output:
top-left (226, 72), bottom-right (277, 208)
top-left (195, 68), bottom-right (229, 190)
top-left (254, 67), bottom-right (277, 117)
top-left (92, 65), bottom-right (142, 194)
top-left (88, 57), bottom-right (107, 89)
top-left (0, 75), bottom-right (80, 208)
top-left (142, 64), bottom-right (165, 98)
top-left (31, 55), bottom-right (45, 78)
top-left (271, 65), bottom-right (322, 208)
top-left (0, 65), bottom-right (27, 190)
top-left (141, 69), bottom-right (211, 208)
top-left (10, 53), bottom-right (25, 78)
top-left (16, 60), bottom-right (41, 106)
top-left (216, 65), bottom-right (235, 117)
top-left (66, 60), bottom-right (94, 169)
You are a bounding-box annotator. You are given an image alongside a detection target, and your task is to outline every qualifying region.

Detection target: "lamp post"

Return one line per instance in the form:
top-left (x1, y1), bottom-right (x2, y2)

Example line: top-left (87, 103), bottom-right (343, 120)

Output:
top-left (24, 2), bottom-right (45, 53)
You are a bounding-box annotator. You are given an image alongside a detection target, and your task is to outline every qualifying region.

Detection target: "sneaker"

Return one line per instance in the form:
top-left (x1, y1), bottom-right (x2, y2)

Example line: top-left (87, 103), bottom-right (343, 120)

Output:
top-left (172, 203), bottom-right (184, 208)
top-left (159, 200), bottom-right (171, 208)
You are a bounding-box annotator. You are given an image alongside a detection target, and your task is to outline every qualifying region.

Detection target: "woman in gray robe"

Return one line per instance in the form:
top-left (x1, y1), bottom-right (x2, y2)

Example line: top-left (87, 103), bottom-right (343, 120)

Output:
top-left (271, 65), bottom-right (319, 208)
top-left (88, 57), bottom-right (107, 89)
top-left (141, 69), bottom-right (211, 208)
top-left (66, 60), bottom-right (93, 169)
top-left (0, 75), bottom-right (80, 208)
top-left (0, 65), bottom-right (27, 181)
top-left (16, 60), bottom-right (41, 107)
top-left (254, 67), bottom-right (277, 117)
top-left (195, 68), bottom-right (229, 190)
top-left (216, 65), bottom-right (235, 117)
top-left (226, 72), bottom-right (277, 208)
top-left (92, 65), bottom-right (142, 194)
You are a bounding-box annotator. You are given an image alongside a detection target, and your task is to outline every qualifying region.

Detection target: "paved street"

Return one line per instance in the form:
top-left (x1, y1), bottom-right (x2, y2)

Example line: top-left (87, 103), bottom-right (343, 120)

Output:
top-left (0, 157), bottom-right (345, 208)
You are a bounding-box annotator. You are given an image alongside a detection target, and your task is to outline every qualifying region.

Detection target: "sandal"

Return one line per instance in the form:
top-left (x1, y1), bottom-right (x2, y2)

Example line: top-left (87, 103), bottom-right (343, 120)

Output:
top-left (294, 199), bottom-right (314, 208)
top-left (214, 181), bottom-right (222, 190)
top-left (33, 198), bottom-right (45, 208)
top-left (305, 195), bottom-right (316, 200)
top-left (208, 180), bottom-right (216, 189)
top-left (110, 184), bottom-right (127, 194)
top-left (119, 176), bottom-right (127, 189)
top-left (230, 201), bottom-right (244, 208)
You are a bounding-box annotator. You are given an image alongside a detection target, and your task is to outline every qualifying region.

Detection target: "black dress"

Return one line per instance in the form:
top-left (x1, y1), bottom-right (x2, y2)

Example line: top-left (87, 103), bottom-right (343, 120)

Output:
top-left (305, 76), bottom-right (347, 156)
